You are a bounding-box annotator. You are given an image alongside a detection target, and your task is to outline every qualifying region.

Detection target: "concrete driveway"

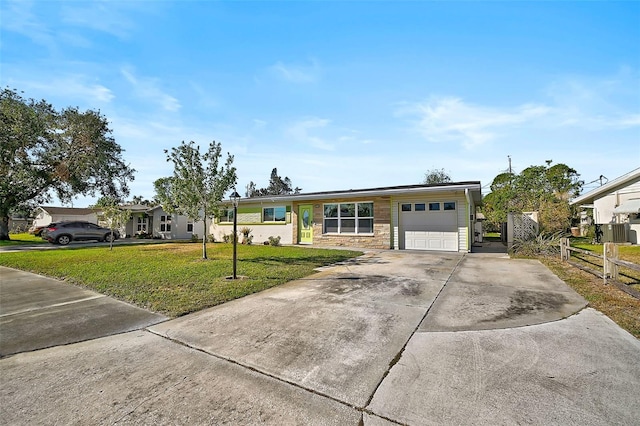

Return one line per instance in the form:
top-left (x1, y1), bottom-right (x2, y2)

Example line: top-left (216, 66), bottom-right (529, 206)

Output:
top-left (1, 250), bottom-right (639, 425)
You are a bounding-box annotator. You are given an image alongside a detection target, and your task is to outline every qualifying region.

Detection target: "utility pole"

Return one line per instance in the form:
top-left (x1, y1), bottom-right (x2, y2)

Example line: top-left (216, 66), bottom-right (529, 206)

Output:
top-left (508, 155), bottom-right (512, 174)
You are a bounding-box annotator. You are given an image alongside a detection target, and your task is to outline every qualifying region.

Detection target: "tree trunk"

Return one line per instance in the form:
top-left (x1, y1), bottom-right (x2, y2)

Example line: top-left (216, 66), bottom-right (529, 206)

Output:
top-left (202, 218), bottom-right (207, 259)
top-left (0, 214), bottom-right (10, 241)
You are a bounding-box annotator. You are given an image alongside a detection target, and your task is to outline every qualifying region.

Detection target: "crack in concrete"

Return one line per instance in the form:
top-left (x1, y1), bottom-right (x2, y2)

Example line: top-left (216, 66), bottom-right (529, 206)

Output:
top-left (145, 328), bottom-right (362, 412)
top-left (363, 253), bottom-right (467, 408)
top-left (143, 254), bottom-right (466, 425)
top-left (0, 295), bottom-right (106, 318)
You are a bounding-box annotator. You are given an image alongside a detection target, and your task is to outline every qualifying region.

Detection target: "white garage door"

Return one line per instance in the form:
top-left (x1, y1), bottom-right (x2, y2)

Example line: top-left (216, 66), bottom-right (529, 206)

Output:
top-left (401, 203), bottom-right (458, 252)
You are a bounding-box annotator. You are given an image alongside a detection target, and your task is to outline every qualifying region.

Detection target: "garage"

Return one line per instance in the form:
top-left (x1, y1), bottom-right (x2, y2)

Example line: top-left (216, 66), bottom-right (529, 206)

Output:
top-left (400, 201), bottom-right (459, 252)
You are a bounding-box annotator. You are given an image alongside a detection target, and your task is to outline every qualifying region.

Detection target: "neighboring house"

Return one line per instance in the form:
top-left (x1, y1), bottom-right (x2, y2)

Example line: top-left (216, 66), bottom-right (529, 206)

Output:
top-left (9, 217), bottom-right (32, 232)
top-left (212, 182), bottom-right (482, 252)
top-left (147, 205), bottom-right (204, 240)
top-left (121, 204), bottom-right (204, 240)
top-left (32, 206), bottom-right (99, 227)
top-left (570, 168), bottom-right (640, 244)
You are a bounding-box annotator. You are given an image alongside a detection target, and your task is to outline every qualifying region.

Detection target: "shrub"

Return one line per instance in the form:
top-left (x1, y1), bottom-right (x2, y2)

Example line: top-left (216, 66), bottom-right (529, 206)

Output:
top-left (190, 234), bottom-right (199, 242)
top-left (240, 227), bottom-right (253, 245)
top-left (207, 234), bottom-right (216, 243)
top-left (268, 236), bottom-right (281, 246)
top-left (511, 232), bottom-right (565, 257)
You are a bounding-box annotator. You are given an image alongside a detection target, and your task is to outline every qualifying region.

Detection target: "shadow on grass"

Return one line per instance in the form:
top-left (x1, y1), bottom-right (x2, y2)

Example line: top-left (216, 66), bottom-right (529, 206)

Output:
top-left (242, 254), bottom-right (361, 266)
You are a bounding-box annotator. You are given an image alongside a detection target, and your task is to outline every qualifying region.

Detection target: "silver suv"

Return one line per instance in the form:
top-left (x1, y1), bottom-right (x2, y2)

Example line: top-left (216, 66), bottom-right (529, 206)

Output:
top-left (42, 221), bottom-right (120, 245)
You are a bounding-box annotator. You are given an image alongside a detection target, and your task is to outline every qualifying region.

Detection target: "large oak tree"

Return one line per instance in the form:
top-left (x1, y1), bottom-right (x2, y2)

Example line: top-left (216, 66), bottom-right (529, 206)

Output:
top-left (0, 88), bottom-right (135, 240)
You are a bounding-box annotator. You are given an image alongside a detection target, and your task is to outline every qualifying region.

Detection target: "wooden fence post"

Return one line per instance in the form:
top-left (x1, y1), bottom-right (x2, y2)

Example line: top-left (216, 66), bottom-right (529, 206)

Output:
top-left (603, 243), bottom-right (619, 283)
top-left (560, 238), bottom-right (568, 261)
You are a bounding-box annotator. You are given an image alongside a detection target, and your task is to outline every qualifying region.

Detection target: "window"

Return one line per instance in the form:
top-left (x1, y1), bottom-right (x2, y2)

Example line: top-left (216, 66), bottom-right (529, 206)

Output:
top-left (323, 202), bottom-right (374, 234)
top-left (220, 208), bottom-right (234, 223)
top-left (136, 216), bottom-right (148, 232)
top-left (263, 206), bottom-right (286, 222)
top-left (415, 203), bottom-right (426, 211)
top-left (444, 202), bottom-right (456, 211)
top-left (187, 221), bottom-right (194, 232)
top-left (401, 203), bottom-right (412, 212)
top-left (429, 202), bottom-right (440, 211)
top-left (160, 215), bottom-right (171, 232)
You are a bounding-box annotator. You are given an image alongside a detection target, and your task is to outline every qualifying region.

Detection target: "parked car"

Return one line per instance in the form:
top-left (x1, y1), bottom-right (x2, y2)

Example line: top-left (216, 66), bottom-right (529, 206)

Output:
top-left (41, 221), bottom-right (120, 245)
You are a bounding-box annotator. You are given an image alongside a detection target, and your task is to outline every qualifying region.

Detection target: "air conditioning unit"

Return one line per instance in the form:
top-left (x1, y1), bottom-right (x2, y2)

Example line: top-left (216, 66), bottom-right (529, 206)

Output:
top-left (601, 223), bottom-right (627, 243)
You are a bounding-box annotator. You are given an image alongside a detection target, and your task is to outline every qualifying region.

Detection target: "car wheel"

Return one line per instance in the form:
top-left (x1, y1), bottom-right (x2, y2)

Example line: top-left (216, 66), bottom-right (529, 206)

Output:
top-left (56, 235), bottom-right (71, 245)
top-left (104, 233), bottom-right (115, 242)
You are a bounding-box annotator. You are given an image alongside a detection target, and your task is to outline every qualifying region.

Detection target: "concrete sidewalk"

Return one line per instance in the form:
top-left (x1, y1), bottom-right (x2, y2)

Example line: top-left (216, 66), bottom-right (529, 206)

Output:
top-left (1, 251), bottom-right (639, 425)
top-left (0, 267), bottom-right (167, 356)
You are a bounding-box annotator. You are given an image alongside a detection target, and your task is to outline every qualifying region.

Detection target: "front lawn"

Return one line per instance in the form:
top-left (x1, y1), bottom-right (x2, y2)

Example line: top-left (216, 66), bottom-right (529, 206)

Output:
top-left (0, 233), bottom-right (47, 246)
top-left (0, 243), bottom-right (362, 317)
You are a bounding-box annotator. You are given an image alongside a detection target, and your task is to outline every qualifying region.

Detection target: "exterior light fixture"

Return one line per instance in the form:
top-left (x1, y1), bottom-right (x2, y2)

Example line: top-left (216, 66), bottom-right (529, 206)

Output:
top-left (230, 190), bottom-right (241, 279)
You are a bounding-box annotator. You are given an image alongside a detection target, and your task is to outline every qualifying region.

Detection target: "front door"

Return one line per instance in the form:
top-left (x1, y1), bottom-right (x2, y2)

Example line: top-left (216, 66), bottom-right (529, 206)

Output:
top-left (298, 205), bottom-right (313, 244)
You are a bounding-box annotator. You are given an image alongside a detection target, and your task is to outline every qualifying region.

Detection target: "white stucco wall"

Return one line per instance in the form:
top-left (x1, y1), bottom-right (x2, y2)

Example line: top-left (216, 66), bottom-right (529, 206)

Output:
top-left (33, 211), bottom-right (98, 227)
top-left (593, 182), bottom-right (640, 224)
top-left (210, 223), bottom-right (293, 244)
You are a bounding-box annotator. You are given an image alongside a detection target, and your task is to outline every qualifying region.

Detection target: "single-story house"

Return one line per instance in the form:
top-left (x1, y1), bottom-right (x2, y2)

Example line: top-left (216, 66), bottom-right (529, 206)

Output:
top-left (32, 206), bottom-right (99, 228)
top-left (570, 168), bottom-right (640, 244)
top-left (212, 181), bottom-right (482, 252)
top-left (8, 216), bottom-right (32, 232)
top-left (121, 204), bottom-right (205, 240)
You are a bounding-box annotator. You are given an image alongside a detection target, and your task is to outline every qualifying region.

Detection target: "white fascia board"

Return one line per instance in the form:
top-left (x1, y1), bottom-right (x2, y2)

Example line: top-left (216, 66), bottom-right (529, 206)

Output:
top-left (571, 168), bottom-right (640, 205)
top-left (233, 184), bottom-right (482, 205)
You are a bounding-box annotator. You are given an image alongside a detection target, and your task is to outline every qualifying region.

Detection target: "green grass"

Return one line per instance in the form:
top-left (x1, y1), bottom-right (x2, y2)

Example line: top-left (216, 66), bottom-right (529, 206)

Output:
top-left (568, 238), bottom-right (640, 289)
top-left (0, 232), bottom-right (47, 246)
top-left (0, 243), bottom-right (362, 317)
top-left (542, 257), bottom-right (640, 338)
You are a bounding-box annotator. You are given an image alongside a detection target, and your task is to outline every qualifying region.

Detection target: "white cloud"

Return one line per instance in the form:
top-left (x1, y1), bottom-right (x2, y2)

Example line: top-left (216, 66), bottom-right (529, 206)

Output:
top-left (398, 70), bottom-right (640, 149)
top-left (397, 97), bottom-right (550, 148)
top-left (15, 75), bottom-right (114, 104)
top-left (121, 67), bottom-right (181, 112)
top-left (269, 59), bottom-right (321, 84)
top-left (1, 0), bottom-right (56, 50)
top-left (286, 117), bottom-right (334, 150)
top-left (60, 1), bottom-right (139, 39)
top-left (543, 70), bottom-right (640, 130)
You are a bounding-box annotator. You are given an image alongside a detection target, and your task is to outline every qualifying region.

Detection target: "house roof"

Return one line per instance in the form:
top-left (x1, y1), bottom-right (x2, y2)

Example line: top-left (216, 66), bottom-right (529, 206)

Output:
top-left (571, 168), bottom-right (640, 206)
top-left (233, 181), bottom-right (483, 204)
top-left (38, 206), bottom-right (99, 215)
top-left (121, 204), bottom-right (154, 213)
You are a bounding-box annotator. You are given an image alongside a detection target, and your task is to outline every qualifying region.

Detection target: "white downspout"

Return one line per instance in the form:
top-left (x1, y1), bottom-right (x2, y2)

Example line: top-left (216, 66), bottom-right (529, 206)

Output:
top-left (465, 188), bottom-right (473, 252)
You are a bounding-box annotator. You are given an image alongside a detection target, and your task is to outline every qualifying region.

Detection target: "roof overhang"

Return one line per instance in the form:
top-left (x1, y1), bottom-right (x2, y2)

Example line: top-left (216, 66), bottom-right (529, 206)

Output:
top-left (229, 182), bottom-right (483, 205)
top-left (571, 168), bottom-right (640, 206)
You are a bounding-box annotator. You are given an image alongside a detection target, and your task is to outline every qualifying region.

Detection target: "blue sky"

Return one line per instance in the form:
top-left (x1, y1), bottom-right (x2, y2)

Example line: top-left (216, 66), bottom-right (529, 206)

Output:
top-left (2, 1), bottom-right (639, 206)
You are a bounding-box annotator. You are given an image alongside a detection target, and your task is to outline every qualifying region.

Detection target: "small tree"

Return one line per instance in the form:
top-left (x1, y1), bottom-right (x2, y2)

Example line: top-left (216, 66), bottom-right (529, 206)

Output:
top-left (101, 203), bottom-right (131, 251)
top-left (422, 168), bottom-right (452, 184)
top-left (154, 141), bottom-right (236, 259)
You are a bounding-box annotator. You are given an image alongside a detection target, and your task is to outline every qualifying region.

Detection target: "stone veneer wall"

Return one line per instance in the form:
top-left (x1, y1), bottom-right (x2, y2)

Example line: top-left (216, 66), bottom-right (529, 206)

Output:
top-left (292, 196), bottom-right (391, 249)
